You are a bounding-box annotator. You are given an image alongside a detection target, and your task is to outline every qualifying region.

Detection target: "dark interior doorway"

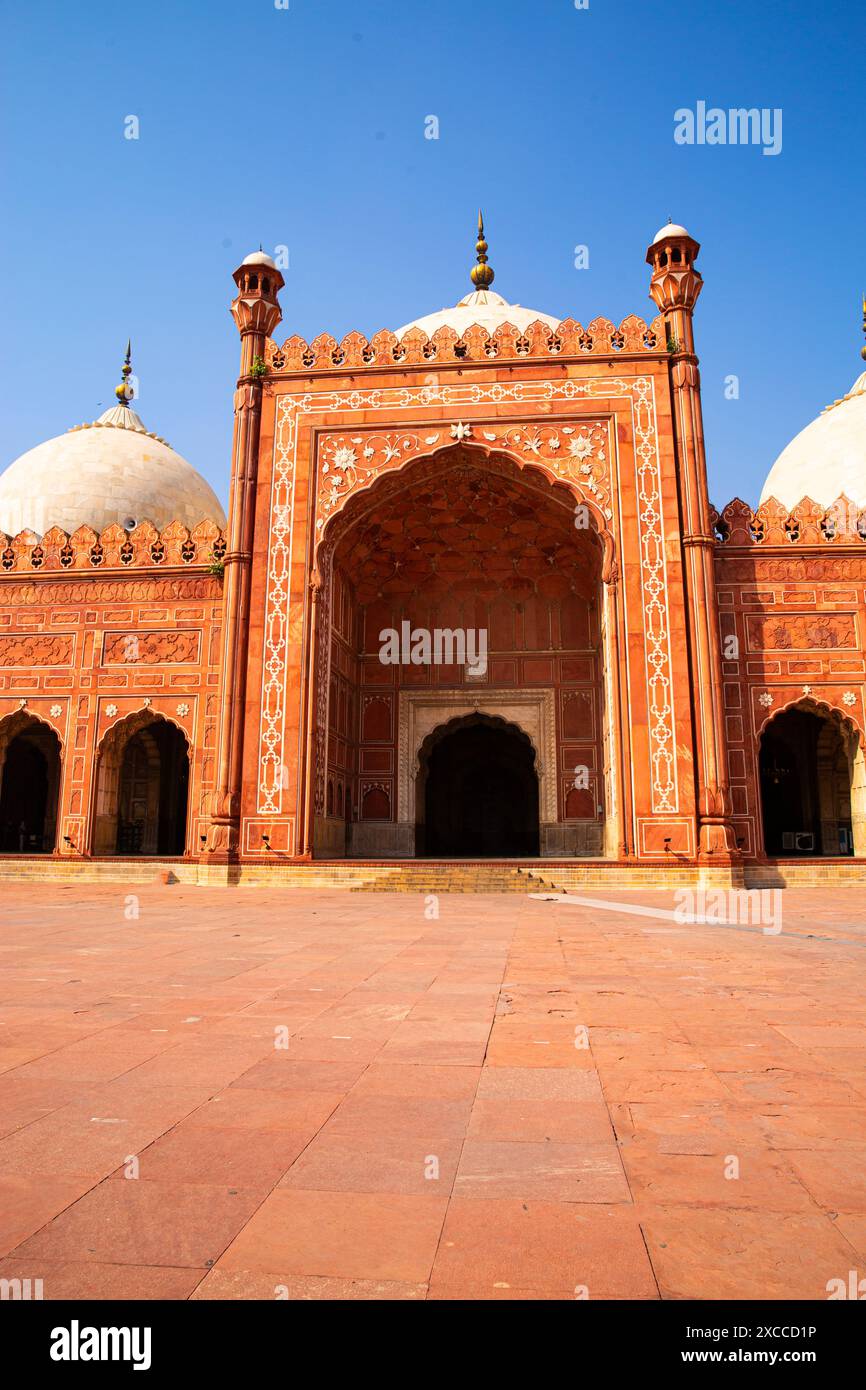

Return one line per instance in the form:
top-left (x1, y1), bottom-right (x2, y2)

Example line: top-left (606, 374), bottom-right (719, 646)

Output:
top-left (116, 720), bottom-right (189, 855)
top-left (759, 705), bottom-right (853, 856)
top-left (0, 720), bottom-right (61, 853)
top-left (420, 717), bottom-right (539, 857)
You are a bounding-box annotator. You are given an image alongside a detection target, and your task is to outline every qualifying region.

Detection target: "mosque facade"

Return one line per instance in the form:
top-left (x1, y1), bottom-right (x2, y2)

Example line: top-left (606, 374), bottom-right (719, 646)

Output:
top-left (1, 221), bottom-right (865, 884)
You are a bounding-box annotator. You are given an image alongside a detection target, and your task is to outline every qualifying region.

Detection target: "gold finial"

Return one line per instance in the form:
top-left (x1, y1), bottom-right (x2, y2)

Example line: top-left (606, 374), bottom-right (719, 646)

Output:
top-left (470, 209), bottom-right (495, 290)
top-left (115, 339), bottom-right (134, 404)
top-left (861, 295), bottom-right (866, 362)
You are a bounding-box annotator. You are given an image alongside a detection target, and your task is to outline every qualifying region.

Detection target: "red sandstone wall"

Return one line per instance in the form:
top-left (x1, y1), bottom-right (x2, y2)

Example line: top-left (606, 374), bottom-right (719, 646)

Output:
top-left (714, 498), bottom-right (866, 858)
top-left (0, 523), bottom-right (225, 855)
top-left (240, 313), bottom-right (701, 860)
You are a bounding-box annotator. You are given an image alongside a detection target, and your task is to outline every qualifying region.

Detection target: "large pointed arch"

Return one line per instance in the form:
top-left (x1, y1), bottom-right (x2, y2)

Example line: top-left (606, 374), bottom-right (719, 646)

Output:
top-left (300, 444), bottom-right (619, 860)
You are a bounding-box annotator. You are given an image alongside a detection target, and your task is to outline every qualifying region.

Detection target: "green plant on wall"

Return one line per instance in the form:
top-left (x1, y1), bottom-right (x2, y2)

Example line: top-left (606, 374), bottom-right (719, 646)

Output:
top-left (250, 355), bottom-right (268, 379)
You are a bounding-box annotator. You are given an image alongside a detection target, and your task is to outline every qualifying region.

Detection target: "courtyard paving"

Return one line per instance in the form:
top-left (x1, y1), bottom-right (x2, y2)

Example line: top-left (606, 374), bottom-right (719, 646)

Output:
top-left (0, 882), bottom-right (865, 1300)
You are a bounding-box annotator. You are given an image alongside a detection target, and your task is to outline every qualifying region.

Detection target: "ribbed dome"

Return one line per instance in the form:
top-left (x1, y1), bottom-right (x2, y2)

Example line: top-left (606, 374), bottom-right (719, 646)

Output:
top-left (760, 371), bottom-right (866, 509)
top-left (396, 288), bottom-right (560, 340)
top-left (0, 401), bottom-right (226, 539)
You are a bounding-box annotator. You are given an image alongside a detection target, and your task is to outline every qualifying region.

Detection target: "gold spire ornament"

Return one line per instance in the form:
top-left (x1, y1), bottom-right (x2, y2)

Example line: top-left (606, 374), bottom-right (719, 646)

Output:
top-left (861, 294), bottom-right (866, 362)
top-left (469, 210), bottom-right (495, 290)
top-left (115, 339), bottom-right (134, 404)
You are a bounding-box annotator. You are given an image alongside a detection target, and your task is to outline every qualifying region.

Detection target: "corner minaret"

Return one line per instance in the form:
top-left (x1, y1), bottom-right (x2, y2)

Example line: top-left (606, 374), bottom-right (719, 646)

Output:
top-left (646, 221), bottom-right (738, 866)
top-left (646, 221), bottom-right (703, 352)
top-left (208, 251), bottom-right (284, 864)
top-left (231, 251), bottom-right (285, 371)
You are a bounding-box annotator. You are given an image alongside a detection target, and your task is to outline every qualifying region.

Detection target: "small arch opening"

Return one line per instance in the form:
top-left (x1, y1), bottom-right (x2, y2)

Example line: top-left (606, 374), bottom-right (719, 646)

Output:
top-left (0, 713), bottom-right (62, 854)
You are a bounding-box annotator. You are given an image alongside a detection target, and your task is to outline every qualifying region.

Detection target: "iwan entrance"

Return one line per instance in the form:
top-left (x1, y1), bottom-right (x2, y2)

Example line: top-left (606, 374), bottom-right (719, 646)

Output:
top-left (417, 715), bottom-right (540, 857)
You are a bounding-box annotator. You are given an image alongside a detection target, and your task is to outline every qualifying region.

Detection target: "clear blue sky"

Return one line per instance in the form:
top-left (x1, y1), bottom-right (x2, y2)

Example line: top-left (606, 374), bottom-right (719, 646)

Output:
top-left (1, 0), bottom-right (863, 508)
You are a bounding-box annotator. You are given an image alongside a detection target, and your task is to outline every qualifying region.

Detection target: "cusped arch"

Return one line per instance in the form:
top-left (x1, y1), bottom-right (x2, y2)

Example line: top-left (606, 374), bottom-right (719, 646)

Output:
top-left (92, 709), bottom-right (191, 856)
top-left (758, 694), bottom-right (864, 742)
top-left (95, 706), bottom-right (191, 757)
top-left (415, 711), bottom-right (540, 781)
top-left (0, 707), bottom-right (65, 757)
top-left (758, 696), bottom-right (865, 858)
top-left (317, 439), bottom-right (616, 582)
top-left (0, 708), bottom-right (63, 854)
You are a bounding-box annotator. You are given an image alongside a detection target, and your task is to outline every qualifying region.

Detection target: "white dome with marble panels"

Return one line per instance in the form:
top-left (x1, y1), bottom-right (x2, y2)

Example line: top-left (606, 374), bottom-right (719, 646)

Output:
top-left (760, 369), bottom-right (866, 510)
top-left (396, 287), bottom-right (560, 340)
top-left (0, 373), bottom-right (226, 540)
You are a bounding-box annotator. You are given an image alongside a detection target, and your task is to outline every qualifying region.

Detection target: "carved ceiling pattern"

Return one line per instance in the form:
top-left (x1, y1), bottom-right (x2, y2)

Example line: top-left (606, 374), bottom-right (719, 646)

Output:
top-left (330, 452), bottom-right (601, 607)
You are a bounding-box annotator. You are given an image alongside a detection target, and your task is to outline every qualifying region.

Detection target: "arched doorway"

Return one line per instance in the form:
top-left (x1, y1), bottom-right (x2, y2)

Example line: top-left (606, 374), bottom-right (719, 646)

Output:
top-left (317, 445), bottom-right (612, 860)
top-left (93, 713), bottom-right (190, 855)
top-left (0, 713), bottom-right (61, 853)
top-left (759, 703), bottom-right (861, 856)
top-left (417, 714), bottom-right (539, 857)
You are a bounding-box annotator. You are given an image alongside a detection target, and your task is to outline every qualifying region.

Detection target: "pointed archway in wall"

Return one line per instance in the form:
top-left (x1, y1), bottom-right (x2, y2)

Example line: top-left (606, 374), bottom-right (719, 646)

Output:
top-left (417, 713), bottom-right (540, 857)
top-left (313, 443), bottom-right (617, 860)
top-left (93, 711), bottom-right (190, 856)
top-left (0, 711), bottom-right (62, 854)
top-left (759, 701), bottom-right (865, 857)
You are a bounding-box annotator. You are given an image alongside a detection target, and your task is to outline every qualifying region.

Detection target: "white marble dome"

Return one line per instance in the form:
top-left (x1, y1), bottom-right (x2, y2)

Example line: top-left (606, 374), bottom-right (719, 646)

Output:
top-left (760, 370), bottom-right (866, 510)
top-left (396, 287), bottom-right (560, 340)
top-left (652, 221), bottom-right (690, 243)
top-left (241, 250), bottom-right (277, 269)
top-left (0, 400), bottom-right (226, 539)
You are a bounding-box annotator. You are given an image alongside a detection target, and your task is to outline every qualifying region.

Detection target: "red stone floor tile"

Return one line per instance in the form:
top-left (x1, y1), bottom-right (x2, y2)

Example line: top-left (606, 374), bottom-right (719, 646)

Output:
top-left (229, 1057), bottom-right (369, 1093)
top-left (0, 1174), bottom-right (100, 1258)
top-left (783, 1147), bottom-right (866, 1212)
top-left (0, 1257), bottom-right (203, 1300)
top-left (718, 1069), bottom-right (864, 1106)
top-left (638, 1206), bottom-right (860, 1300)
top-left (350, 1062), bottom-right (481, 1100)
top-left (467, 1098), bottom-right (615, 1144)
top-left (476, 1066), bottom-right (603, 1102)
top-left (609, 1101), bottom-right (768, 1152)
top-left (321, 1093), bottom-right (474, 1138)
top-left (0, 1100), bottom-right (200, 1180)
top-left (190, 1269), bottom-right (427, 1300)
top-left (754, 1103), bottom-right (866, 1150)
top-left (832, 1213), bottom-right (866, 1261)
top-left (215, 1190), bottom-right (449, 1283)
top-left (0, 1076), bottom-right (81, 1138)
top-left (454, 1139), bottom-right (630, 1203)
top-left (11, 1182), bottom-right (264, 1269)
top-left (191, 1087), bottom-right (340, 1133)
top-left (279, 1129), bottom-right (462, 1196)
top-left (429, 1198), bottom-right (658, 1299)
top-left (621, 1145), bottom-right (815, 1210)
top-left (116, 1122), bottom-right (310, 1189)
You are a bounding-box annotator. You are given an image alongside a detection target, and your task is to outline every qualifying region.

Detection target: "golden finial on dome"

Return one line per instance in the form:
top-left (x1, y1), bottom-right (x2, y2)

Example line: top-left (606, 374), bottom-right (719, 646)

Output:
top-left (470, 210), bottom-right (495, 290)
top-left (861, 294), bottom-right (866, 362)
top-left (115, 339), bottom-right (134, 404)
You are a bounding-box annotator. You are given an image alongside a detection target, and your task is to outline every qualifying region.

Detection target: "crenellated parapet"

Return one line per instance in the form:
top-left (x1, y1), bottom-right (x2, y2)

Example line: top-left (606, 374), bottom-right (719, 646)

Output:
top-left (712, 494), bottom-right (866, 547)
top-left (264, 313), bottom-right (667, 373)
top-left (0, 519), bottom-right (226, 574)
